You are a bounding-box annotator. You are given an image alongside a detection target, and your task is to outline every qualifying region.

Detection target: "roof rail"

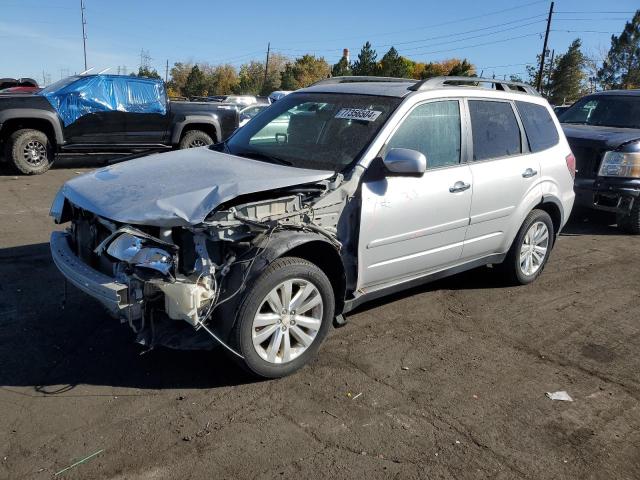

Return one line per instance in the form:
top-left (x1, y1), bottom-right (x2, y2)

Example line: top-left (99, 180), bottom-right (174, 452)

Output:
top-left (310, 76), bottom-right (418, 87)
top-left (409, 76), bottom-right (540, 95)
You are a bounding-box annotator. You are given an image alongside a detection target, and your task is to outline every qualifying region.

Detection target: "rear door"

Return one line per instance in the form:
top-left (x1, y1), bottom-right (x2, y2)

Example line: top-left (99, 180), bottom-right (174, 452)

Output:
top-left (358, 99), bottom-right (473, 289)
top-left (462, 99), bottom-right (542, 259)
top-left (121, 78), bottom-right (169, 145)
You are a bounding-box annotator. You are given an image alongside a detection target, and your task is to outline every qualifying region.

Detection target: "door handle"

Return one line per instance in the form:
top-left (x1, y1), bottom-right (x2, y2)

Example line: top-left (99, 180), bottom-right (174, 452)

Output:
top-left (449, 181), bottom-right (471, 193)
top-left (522, 168), bottom-right (538, 178)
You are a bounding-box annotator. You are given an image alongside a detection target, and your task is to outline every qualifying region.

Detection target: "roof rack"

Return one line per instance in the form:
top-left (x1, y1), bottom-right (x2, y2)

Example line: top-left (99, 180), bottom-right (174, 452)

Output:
top-left (409, 76), bottom-right (539, 95)
top-left (310, 76), bottom-right (418, 87)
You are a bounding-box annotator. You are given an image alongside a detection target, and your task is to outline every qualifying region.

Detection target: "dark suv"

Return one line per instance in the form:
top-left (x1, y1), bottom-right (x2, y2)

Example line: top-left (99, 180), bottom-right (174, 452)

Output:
top-left (560, 90), bottom-right (640, 233)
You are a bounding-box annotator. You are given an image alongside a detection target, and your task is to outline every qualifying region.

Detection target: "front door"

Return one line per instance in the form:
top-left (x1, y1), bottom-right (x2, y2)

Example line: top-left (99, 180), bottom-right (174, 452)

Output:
top-left (358, 99), bottom-right (472, 290)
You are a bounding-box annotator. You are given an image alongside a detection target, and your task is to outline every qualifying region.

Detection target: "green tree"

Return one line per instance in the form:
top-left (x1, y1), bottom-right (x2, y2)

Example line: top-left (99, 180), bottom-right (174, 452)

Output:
top-left (598, 10), bottom-right (640, 89)
top-left (183, 65), bottom-right (206, 97)
top-left (351, 42), bottom-right (378, 76)
top-left (379, 47), bottom-right (409, 77)
top-left (262, 53), bottom-right (289, 94)
top-left (280, 55), bottom-right (330, 90)
top-left (136, 66), bottom-right (162, 79)
top-left (448, 59), bottom-right (474, 77)
top-left (168, 62), bottom-right (193, 96)
top-left (549, 39), bottom-right (587, 105)
top-left (331, 55), bottom-right (352, 77)
top-left (236, 60), bottom-right (264, 94)
top-left (209, 64), bottom-right (238, 95)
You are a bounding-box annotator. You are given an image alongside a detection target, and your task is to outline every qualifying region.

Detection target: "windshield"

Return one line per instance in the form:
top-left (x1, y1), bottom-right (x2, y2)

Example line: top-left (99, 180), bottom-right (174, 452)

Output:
top-left (221, 92), bottom-right (402, 171)
top-left (38, 76), bottom-right (80, 95)
top-left (559, 95), bottom-right (640, 129)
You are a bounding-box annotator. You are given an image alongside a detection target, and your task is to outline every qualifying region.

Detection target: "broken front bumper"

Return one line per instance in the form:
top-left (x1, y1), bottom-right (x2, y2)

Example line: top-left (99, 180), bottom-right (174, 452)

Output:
top-left (574, 177), bottom-right (640, 215)
top-left (50, 231), bottom-right (130, 315)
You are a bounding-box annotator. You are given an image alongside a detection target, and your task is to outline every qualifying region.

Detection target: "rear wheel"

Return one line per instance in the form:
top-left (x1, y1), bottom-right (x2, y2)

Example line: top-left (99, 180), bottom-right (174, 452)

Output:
top-left (231, 257), bottom-right (334, 378)
top-left (6, 128), bottom-right (54, 174)
top-left (178, 130), bottom-right (214, 149)
top-left (501, 209), bottom-right (554, 285)
top-left (617, 202), bottom-right (640, 234)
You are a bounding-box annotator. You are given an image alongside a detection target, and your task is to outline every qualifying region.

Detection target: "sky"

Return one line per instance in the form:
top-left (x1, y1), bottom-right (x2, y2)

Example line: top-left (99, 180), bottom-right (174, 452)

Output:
top-left (1, 0), bottom-right (638, 85)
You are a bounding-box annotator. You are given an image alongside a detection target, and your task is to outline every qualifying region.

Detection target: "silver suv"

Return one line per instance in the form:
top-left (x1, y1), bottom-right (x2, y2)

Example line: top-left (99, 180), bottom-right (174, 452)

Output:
top-left (50, 76), bottom-right (575, 378)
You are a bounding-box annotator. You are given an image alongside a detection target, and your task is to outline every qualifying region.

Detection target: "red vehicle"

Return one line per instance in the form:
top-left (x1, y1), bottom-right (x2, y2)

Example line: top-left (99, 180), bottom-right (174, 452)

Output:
top-left (0, 86), bottom-right (41, 94)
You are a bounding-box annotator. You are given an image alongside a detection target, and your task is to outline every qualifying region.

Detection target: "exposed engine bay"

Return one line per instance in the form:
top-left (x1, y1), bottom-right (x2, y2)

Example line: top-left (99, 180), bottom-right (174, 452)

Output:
top-left (58, 174), bottom-right (354, 353)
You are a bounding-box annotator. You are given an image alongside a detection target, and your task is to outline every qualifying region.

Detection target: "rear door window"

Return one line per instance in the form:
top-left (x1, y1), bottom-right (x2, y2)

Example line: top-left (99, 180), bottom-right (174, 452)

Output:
top-left (468, 100), bottom-right (521, 161)
top-left (515, 101), bottom-right (559, 152)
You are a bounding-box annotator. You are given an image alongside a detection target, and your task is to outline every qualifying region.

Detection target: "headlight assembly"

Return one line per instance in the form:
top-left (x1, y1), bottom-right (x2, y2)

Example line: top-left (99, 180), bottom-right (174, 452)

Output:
top-left (599, 151), bottom-right (640, 178)
top-left (106, 232), bottom-right (174, 275)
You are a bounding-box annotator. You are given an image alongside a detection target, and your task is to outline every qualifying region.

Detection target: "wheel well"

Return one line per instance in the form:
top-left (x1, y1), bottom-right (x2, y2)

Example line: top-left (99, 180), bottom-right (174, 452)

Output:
top-left (286, 241), bottom-right (346, 315)
top-left (179, 123), bottom-right (218, 143)
top-left (0, 118), bottom-right (57, 150)
top-left (536, 200), bottom-right (562, 235)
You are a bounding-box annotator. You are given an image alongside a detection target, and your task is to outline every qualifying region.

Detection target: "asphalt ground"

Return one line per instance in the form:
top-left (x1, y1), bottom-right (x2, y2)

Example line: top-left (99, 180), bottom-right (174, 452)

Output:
top-left (1, 156), bottom-right (639, 479)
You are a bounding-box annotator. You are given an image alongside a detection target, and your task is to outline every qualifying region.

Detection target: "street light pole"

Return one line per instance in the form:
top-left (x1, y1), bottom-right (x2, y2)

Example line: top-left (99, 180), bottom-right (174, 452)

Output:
top-left (80, 0), bottom-right (88, 71)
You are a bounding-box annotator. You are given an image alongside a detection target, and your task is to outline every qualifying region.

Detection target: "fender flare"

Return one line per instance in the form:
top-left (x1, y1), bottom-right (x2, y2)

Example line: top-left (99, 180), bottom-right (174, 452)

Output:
top-left (170, 114), bottom-right (221, 145)
top-left (212, 230), bottom-right (344, 340)
top-left (541, 193), bottom-right (566, 230)
top-left (0, 109), bottom-right (64, 144)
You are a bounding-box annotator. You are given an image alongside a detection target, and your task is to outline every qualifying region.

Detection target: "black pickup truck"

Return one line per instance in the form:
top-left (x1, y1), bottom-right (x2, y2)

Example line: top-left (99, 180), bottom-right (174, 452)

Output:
top-left (0, 74), bottom-right (239, 174)
top-left (560, 90), bottom-right (640, 234)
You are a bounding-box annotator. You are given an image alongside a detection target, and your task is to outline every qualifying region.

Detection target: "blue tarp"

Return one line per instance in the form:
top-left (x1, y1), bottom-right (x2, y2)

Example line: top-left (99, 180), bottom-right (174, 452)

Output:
top-left (40, 75), bottom-right (166, 126)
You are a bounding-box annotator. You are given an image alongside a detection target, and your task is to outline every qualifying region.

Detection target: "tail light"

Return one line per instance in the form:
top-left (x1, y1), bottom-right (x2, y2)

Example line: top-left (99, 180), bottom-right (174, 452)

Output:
top-left (566, 153), bottom-right (576, 179)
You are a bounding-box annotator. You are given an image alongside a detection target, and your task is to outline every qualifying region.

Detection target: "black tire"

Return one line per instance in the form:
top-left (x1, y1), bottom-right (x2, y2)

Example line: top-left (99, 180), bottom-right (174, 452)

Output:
top-left (6, 128), bottom-right (54, 175)
top-left (231, 257), bottom-right (335, 378)
top-left (501, 209), bottom-right (555, 285)
top-left (178, 130), bottom-right (214, 149)
top-left (617, 202), bottom-right (640, 235)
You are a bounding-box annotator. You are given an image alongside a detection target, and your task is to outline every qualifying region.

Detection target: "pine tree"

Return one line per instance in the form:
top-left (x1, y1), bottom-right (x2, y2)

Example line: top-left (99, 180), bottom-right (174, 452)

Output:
top-left (331, 56), bottom-right (352, 77)
top-left (598, 10), bottom-right (640, 89)
top-left (351, 42), bottom-right (378, 76)
top-left (379, 47), bottom-right (409, 77)
top-left (549, 39), bottom-right (586, 105)
top-left (183, 65), bottom-right (206, 97)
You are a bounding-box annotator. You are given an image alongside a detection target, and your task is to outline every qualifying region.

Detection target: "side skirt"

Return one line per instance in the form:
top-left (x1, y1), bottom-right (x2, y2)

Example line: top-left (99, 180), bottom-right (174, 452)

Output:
top-left (342, 253), bottom-right (506, 314)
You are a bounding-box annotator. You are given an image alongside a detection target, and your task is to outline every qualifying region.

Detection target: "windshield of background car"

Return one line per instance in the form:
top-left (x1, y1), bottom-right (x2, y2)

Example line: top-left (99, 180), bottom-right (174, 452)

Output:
top-left (559, 95), bottom-right (640, 129)
top-left (223, 92), bottom-right (402, 171)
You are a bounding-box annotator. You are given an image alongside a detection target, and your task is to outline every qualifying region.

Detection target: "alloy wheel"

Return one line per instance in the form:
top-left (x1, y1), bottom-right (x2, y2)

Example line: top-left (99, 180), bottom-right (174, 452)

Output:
top-left (251, 278), bottom-right (323, 364)
top-left (519, 221), bottom-right (549, 276)
top-left (23, 140), bottom-right (47, 166)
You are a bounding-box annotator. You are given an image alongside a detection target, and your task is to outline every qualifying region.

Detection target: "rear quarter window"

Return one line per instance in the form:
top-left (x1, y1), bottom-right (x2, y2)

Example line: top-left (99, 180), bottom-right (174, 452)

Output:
top-left (515, 101), bottom-right (559, 152)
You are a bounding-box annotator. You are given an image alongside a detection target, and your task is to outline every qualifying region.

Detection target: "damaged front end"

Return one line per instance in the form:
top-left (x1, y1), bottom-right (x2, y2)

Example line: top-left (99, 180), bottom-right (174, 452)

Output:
top-left (50, 177), bottom-right (349, 353)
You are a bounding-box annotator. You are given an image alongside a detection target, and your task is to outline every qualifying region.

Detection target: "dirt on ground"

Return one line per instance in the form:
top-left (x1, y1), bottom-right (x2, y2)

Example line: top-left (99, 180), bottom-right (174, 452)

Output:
top-left (1, 157), bottom-right (639, 480)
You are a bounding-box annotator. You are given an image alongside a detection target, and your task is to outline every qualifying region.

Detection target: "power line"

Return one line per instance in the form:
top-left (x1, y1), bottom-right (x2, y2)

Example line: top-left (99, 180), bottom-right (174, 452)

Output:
top-left (408, 32), bottom-right (544, 57)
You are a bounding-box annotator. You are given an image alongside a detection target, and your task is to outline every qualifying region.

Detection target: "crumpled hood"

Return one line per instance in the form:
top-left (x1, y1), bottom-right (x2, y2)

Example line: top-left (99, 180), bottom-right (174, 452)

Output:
top-left (61, 148), bottom-right (334, 227)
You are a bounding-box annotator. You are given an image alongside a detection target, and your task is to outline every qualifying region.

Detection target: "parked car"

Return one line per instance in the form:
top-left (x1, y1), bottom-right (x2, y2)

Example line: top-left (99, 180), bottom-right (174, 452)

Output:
top-left (238, 104), bottom-right (270, 127)
top-left (0, 77), bottom-right (38, 90)
top-left (0, 74), bottom-right (239, 174)
top-left (269, 90), bottom-right (292, 102)
top-left (50, 76), bottom-right (575, 378)
top-left (559, 90), bottom-right (640, 233)
top-left (0, 86), bottom-right (41, 94)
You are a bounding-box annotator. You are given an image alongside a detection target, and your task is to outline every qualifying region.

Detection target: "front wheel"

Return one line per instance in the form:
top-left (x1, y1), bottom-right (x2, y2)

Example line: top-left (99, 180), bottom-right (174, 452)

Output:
top-left (6, 128), bottom-right (54, 174)
top-left (231, 257), bottom-right (335, 378)
top-left (501, 209), bottom-right (554, 285)
top-left (178, 130), bottom-right (214, 149)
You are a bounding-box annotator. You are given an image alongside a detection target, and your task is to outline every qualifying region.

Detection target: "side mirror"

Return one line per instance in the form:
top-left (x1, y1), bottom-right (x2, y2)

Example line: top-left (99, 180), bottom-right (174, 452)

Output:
top-left (383, 148), bottom-right (427, 175)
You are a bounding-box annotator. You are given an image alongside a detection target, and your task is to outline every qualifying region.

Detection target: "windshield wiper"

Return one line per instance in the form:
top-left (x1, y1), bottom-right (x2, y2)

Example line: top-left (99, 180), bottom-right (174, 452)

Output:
top-left (234, 150), bottom-right (292, 166)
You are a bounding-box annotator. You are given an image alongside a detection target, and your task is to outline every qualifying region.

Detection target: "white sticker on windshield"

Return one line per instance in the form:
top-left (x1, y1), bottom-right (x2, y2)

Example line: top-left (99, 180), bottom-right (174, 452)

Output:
top-left (335, 108), bottom-right (382, 122)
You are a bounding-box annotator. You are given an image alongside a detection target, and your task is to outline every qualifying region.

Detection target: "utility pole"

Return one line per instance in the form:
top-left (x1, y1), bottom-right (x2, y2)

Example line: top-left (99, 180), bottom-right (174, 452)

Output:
top-left (165, 59), bottom-right (169, 83)
top-left (80, 0), bottom-right (88, 70)
top-left (263, 42), bottom-right (271, 90)
top-left (545, 49), bottom-right (555, 96)
top-left (536, 1), bottom-right (554, 92)
top-left (42, 70), bottom-right (46, 86)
